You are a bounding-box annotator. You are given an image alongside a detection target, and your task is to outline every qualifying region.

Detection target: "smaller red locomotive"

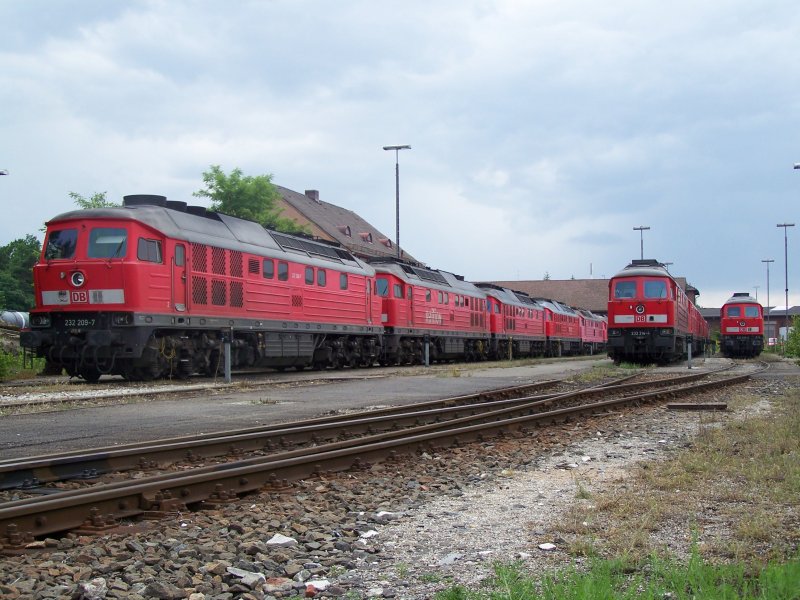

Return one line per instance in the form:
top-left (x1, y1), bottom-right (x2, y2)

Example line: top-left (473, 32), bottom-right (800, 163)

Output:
top-left (719, 292), bottom-right (764, 358)
top-left (607, 259), bottom-right (709, 364)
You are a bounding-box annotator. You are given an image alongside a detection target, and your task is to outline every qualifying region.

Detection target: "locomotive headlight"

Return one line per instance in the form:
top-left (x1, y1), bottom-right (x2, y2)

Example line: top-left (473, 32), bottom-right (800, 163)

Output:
top-left (112, 312), bottom-right (133, 325)
top-left (635, 304), bottom-right (645, 314)
top-left (660, 328), bottom-right (673, 336)
top-left (70, 271), bottom-right (86, 287)
top-left (31, 314), bottom-right (51, 327)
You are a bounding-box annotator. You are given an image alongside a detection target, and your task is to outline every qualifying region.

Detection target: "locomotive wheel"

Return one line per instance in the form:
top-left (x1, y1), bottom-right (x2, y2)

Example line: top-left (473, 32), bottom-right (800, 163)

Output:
top-left (79, 367), bottom-right (102, 383)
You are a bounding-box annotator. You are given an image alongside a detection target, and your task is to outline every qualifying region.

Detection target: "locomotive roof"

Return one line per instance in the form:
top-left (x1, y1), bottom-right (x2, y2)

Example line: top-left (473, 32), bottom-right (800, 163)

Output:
top-left (723, 292), bottom-right (760, 305)
top-left (535, 297), bottom-right (578, 316)
top-left (611, 259), bottom-right (674, 280)
top-left (47, 203), bottom-right (374, 275)
top-left (371, 260), bottom-right (486, 297)
top-left (474, 283), bottom-right (543, 310)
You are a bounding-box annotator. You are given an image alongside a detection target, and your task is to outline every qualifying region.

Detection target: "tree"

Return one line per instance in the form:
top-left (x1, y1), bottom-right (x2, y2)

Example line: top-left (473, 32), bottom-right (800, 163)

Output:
top-left (68, 191), bottom-right (118, 209)
top-left (193, 166), bottom-right (306, 234)
top-left (0, 235), bottom-right (41, 310)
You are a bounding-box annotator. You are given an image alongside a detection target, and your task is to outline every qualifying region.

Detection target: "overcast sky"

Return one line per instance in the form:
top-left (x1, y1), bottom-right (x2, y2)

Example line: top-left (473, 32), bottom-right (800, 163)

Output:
top-left (2, 1), bottom-right (799, 309)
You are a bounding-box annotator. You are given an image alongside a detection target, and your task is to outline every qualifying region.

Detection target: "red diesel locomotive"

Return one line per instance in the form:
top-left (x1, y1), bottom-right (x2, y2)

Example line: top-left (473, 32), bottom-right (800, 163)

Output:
top-left (22, 195), bottom-right (383, 380)
top-left (22, 194), bottom-right (608, 380)
top-left (719, 292), bottom-right (764, 358)
top-left (607, 259), bottom-right (709, 364)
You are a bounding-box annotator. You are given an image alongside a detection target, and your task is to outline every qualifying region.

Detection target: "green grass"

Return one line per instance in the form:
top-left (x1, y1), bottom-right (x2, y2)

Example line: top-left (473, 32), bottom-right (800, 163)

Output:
top-left (0, 349), bottom-right (44, 381)
top-left (435, 550), bottom-right (800, 599)
top-left (435, 385), bottom-right (800, 599)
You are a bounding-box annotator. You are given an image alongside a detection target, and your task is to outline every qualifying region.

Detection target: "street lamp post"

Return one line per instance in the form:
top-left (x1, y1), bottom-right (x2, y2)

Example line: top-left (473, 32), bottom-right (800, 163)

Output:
top-left (383, 145), bottom-right (411, 259)
top-left (777, 222), bottom-right (795, 353)
top-left (753, 285), bottom-right (759, 301)
top-left (633, 226), bottom-right (650, 260)
top-left (762, 259), bottom-right (774, 340)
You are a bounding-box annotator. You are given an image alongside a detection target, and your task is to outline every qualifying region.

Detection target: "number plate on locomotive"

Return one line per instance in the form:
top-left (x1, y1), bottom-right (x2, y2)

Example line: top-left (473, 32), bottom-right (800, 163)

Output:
top-left (62, 317), bottom-right (97, 328)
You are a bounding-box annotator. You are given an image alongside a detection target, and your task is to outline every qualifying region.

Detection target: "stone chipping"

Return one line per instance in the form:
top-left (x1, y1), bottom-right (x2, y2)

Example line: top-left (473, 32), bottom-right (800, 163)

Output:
top-left (0, 368), bottom-right (793, 599)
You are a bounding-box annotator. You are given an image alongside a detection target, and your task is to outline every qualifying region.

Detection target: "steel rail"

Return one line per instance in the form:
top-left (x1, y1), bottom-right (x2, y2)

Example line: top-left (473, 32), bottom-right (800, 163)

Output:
top-left (0, 368), bottom-right (754, 549)
top-left (0, 369), bottom-right (726, 489)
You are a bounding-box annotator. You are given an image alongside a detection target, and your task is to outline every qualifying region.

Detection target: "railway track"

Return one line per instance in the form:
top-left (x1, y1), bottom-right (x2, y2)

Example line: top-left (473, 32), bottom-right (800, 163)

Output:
top-left (0, 365), bottom-right (758, 554)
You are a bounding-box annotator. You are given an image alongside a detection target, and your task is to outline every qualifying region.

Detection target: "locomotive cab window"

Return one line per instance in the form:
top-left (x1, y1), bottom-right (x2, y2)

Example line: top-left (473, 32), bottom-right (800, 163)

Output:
top-left (727, 306), bottom-right (741, 317)
top-left (393, 283), bottom-right (402, 298)
top-left (44, 229), bottom-right (78, 260)
top-left (613, 281), bottom-right (636, 299)
top-left (376, 278), bottom-right (389, 297)
top-left (137, 239), bottom-right (162, 263)
top-left (175, 244), bottom-right (185, 267)
top-left (744, 306), bottom-right (759, 317)
top-left (88, 227), bottom-right (128, 259)
top-left (426, 290), bottom-right (432, 302)
top-left (644, 280), bottom-right (668, 299)
top-left (263, 259), bottom-right (274, 279)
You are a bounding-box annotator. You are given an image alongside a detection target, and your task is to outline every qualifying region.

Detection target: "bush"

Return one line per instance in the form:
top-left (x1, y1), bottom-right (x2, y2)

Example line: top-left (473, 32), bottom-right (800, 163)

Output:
top-left (0, 349), bottom-right (44, 381)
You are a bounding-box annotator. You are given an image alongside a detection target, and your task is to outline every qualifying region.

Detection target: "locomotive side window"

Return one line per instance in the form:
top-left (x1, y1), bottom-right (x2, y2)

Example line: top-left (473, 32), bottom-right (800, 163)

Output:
top-left (644, 280), bottom-right (667, 299)
top-left (727, 306), bottom-right (741, 317)
top-left (376, 278), bottom-right (389, 297)
top-left (340, 273), bottom-right (348, 290)
top-left (88, 228), bottom-right (128, 259)
top-left (137, 239), bottom-right (162, 263)
top-left (305, 266), bottom-right (314, 284)
top-left (175, 244), bottom-right (185, 266)
top-left (393, 283), bottom-right (402, 298)
top-left (744, 306), bottom-right (759, 317)
top-left (318, 269), bottom-right (326, 287)
top-left (426, 290), bottom-right (432, 302)
top-left (407, 286), bottom-right (413, 299)
top-left (614, 281), bottom-right (636, 299)
top-left (263, 259), bottom-right (274, 279)
top-left (278, 262), bottom-right (289, 281)
top-left (44, 229), bottom-right (78, 259)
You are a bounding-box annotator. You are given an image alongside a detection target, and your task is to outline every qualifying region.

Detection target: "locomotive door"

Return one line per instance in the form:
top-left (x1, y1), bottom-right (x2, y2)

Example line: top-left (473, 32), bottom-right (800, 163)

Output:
top-left (172, 243), bottom-right (187, 311)
top-left (366, 278), bottom-right (373, 324)
top-left (406, 285), bottom-right (414, 327)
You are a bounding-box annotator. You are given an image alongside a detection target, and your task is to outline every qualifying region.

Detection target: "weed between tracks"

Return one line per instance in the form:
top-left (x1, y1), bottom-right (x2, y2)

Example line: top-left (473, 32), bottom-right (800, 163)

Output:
top-left (434, 384), bottom-right (800, 599)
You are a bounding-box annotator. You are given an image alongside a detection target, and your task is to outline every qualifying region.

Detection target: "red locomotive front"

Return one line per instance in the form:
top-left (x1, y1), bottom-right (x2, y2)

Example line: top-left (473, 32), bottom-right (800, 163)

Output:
top-left (719, 292), bottom-right (763, 357)
top-left (476, 284), bottom-right (546, 359)
top-left (370, 261), bottom-right (489, 364)
top-left (607, 259), bottom-right (707, 363)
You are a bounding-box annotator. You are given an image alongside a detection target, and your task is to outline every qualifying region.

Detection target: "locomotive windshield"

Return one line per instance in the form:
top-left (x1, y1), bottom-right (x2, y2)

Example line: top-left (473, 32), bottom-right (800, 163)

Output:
top-left (727, 306), bottom-right (741, 317)
top-left (745, 306), bottom-right (760, 317)
top-left (88, 227), bottom-right (128, 259)
top-left (643, 280), bottom-right (668, 299)
top-left (44, 229), bottom-right (78, 259)
top-left (613, 281), bottom-right (636, 299)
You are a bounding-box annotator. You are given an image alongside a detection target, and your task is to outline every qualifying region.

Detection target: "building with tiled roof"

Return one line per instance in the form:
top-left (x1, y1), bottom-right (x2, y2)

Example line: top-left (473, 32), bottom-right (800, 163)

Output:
top-left (274, 186), bottom-right (416, 262)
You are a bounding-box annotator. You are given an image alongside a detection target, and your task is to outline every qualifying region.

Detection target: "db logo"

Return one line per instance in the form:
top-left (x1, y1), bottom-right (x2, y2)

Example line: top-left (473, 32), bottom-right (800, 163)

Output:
top-left (70, 291), bottom-right (89, 303)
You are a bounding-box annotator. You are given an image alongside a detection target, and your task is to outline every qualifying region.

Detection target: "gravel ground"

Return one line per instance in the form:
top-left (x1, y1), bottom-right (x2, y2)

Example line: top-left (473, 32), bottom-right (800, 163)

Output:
top-left (0, 358), bottom-right (795, 599)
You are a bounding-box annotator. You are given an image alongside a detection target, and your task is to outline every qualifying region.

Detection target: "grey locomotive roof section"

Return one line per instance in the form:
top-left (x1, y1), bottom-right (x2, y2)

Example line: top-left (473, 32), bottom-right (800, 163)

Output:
top-left (478, 284), bottom-right (543, 310)
top-left (372, 262), bottom-right (488, 297)
top-left (47, 205), bottom-right (374, 275)
top-left (536, 298), bottom-right (577, 315)
top-left (723, 293), bottom-right (760, 305)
